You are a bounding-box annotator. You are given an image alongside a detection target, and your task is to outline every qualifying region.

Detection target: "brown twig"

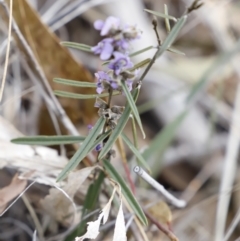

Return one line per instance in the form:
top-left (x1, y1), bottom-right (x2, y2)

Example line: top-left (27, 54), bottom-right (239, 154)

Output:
top-left (116, 136), bottom-right (136, 194)
top-left (152, 17), bottom-right (161, 46)
top-left (144, 211), bottom-right (179, 241)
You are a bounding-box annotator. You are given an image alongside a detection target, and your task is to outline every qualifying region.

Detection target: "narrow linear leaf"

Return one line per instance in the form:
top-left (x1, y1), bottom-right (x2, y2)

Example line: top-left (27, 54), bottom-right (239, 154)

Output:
top-left (164, 4), bottom-right (171, 32)
top-left (103, 160), bottom-right (148, 226)
top-left (167, 47), bottom-right (185, 56)
top-left (102, 60), bottom-right (110, 66)
top-left (54, 90), bottom-right (120, 99)
top-left (144, 9), bottom-right (177, 22)
top-left (11, 131), bottom-right (110, 146)
top-left (90, 130), bottom-right (111, 151)
top-left (121, 133), bottom-right (150, 173)
top-left (156, 15), bottom-right (187, 58)
top-left (143, 110), bottom-right (188, 161)
top-left (121, 81), bottom-right (145, 139)
top-left (129, 46), bottom-right (154, 57)
top-left (187, 39), bottom-right (240, 102)
top-left (99, 89), bottom-right (139, 160)
top-left (61, 41), bottom-right (93, 52)
top-left (129, 58), bottom-right (151, 71)
top-left (54, 78), bottom-right (96, 88)
top-left (57, 117), bottom-right (105, 182)
top-left (11, 135), bottom-right (86, 146)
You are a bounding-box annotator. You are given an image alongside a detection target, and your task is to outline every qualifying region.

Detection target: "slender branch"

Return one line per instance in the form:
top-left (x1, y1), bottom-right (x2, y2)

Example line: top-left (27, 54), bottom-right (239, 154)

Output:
top-left (152, 17), bottom-right (161, 46)
top-left (0, 0), bottom-right (12, 102)
top-left (144, 211), bottom-right (179, 241)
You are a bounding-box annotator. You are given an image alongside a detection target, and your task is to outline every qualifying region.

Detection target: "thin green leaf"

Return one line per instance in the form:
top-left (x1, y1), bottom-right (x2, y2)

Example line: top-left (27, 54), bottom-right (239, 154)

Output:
top-left (54, 78), bottom-right (96, 88)
top-left (129, 46), bottom-right (154, 57)
top-left (98, 89), bottom-right (139, 160)
top-left (121, 81), bottom-right (145, 139)
top-left (90, 130), bottom-right (111, 151)
top-left (129, 58), bottom-right (151, 71)
top-left (156, 15), bottom-right (187, 58)
top-left (57, 117), bottom-right (105, 182)
top-left (187, 39), bottom-right (240, 102)
top-left (144, 9), bottom-right (177, 22)
top-left (103, 160), bottom-right (148, 226)
top-left (102, 60), bottom-right (110, 66)
top-left (121, 133), bottom-right (151, 173)
top-left (54, 90), bottom-right (120, 99)
top-left (167, 47), bottom-right (185, 55)
top-left (164, 4), bottom-right (171, 32)
top-left (143, 110), bottom-right (188, 161)
top-left (11, 135), bottom-right (86, 146)
top-left (61, 41), bottom-right (93, 52)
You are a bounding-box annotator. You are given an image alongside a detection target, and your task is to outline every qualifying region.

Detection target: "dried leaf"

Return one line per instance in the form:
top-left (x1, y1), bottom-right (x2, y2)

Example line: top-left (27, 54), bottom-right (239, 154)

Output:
top-left (147, 200), bottom-right (172, 225)
top-left (3, 0), bottom-right (97, 128)
top-left (41, 166), bottom-right (97, 225)
top-left (75, 188), bottom-right (116, 241)
top-left (0, 172), bottom-right (32, 213)
top-left (113, 201), bottom-right (127, 241)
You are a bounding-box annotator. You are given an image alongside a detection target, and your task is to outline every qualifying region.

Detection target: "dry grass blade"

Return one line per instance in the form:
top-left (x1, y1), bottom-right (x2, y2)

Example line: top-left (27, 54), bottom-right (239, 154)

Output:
top-left (214, 84), bottom-right (240, 241)
top-left (0, 0), bottom-right (12, 102)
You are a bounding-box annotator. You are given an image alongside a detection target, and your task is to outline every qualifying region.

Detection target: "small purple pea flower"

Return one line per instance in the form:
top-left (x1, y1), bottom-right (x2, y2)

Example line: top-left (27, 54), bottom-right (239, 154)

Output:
top-left (115, 39), bottom-right (129, 52)
top-left (95, 143), bottom-right (102, 152)
top-left (95, 71), bottom-right (110, 94)
top-left (87, 124), bottom-right (93, 130)
top-left (108, 52), bottom-right (133, 75)
top-left (91, 38), bottom-right (114, 60)
top-left (95, 71), bottom-right (119, 93)
top-left (94, 16), bottom-right (121, 36)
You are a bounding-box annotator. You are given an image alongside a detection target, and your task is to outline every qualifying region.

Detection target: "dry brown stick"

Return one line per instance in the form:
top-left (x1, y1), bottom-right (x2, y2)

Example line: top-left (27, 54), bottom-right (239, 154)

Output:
top-left (144, 211), bottom-right (179, 241)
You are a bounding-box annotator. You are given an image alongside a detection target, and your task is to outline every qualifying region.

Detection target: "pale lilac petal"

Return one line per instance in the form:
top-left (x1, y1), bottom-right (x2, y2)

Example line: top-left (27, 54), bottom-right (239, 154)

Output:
top-left (110, 81), bottom-right (118, 89)
top-left (100, 43), bottom-right (113, 60)
top-left (96, 86), bottom-right (103, 94)
top-left (94, 20), bottom-right (104, 30)
top-left (101, 16), bottom-right (120, 36)
top-left (91, 44), bottom-right (101, 54)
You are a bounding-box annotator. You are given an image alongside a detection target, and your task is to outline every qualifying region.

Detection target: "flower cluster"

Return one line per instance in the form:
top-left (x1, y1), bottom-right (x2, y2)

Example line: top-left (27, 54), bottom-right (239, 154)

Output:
top-left (92, 16), bottom-right (142, 94)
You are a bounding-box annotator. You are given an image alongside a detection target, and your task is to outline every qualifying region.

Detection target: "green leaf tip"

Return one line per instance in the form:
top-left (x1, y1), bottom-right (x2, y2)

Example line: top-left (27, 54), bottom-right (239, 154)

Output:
top-left (144, 9), bottom-right (177, 22)
top-left (121, 81), bottom-right (145, 139)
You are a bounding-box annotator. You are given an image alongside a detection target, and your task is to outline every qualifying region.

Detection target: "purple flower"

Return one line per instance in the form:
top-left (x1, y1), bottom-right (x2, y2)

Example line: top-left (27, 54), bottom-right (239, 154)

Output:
top-left (108, 52), bottom-right (133, 75)
top-left (95, 143), bottom-right (102, 152)
top-left (91, 38), bottom-right (114, 60)
top-left (115, 39), bottom-right (129, 52)
top-left (94, 16), bottom-right (121, 36)
top-left (95, 71), bottom-right (110, 94)
top-left (95, 71), bottom-right (119, 93)
top-left (109, 80), bottom-right (119, 90)
top-left (87, 124), bottom-right (93, 130)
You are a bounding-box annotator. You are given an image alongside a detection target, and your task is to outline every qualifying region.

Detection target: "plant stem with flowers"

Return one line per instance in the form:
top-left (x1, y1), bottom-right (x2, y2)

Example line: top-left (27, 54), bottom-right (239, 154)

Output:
top-left (11, 2), bottom-right (204, 240)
